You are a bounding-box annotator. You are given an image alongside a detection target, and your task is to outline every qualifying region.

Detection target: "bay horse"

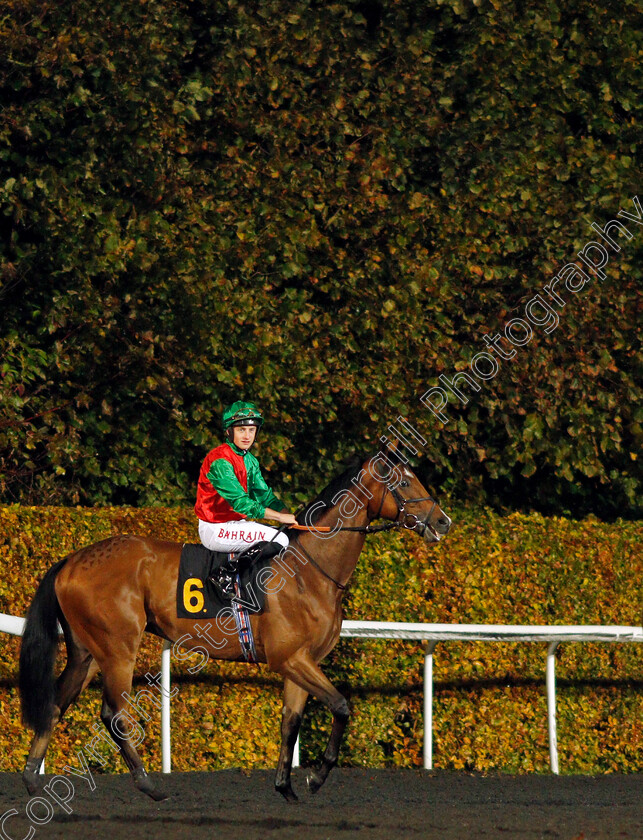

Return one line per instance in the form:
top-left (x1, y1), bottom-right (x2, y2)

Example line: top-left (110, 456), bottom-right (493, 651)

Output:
top-left (19, 447), bottom-right (451, 802)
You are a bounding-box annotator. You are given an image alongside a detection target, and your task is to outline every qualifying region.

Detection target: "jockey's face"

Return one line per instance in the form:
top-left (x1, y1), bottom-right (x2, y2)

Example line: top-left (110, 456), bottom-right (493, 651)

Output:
top-left (232, 424), bottom-right (258, 451)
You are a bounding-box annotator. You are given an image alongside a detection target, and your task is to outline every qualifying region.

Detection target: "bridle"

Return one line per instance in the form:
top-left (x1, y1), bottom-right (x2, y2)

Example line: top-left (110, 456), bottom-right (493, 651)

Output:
top-left (386, 483), bottom-right (438, 538)
top-left (336, 480), bottom-right (438, 537)
top-left (289, 479), bottom-right (440, 590)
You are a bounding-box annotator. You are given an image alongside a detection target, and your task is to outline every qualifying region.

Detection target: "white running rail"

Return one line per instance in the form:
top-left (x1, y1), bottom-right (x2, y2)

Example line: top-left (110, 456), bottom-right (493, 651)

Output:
top-left (2, 613), bottom-right (641, 775)
top-left (337, 621), bottom-right (643, 773)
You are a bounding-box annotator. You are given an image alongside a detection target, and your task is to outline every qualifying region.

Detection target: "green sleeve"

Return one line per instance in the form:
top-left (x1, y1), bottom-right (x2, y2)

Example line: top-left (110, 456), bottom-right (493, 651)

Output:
top-left (206, 459), bottom-right (267, 520)
top-left (246, 454), bottom-right (287, 513)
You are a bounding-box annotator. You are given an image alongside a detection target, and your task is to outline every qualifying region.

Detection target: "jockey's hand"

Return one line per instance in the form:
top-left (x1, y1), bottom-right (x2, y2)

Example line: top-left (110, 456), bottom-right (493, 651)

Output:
top-left (265, 509), bottom-right (298, 526)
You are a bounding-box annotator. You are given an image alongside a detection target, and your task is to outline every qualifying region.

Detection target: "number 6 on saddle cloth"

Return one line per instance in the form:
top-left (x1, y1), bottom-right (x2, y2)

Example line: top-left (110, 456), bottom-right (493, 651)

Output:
top-left (176, 540), bottom-right (283, 620)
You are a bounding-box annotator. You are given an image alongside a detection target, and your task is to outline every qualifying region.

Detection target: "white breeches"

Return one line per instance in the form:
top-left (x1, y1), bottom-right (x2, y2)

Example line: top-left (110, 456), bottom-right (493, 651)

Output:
top-left (198, 520), bottom-right (289, 553)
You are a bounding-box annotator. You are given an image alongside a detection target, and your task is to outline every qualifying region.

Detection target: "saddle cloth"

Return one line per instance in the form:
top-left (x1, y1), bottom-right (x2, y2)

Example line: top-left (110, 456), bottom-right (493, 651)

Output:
top-left (176, 542), bottom-right (279, 619)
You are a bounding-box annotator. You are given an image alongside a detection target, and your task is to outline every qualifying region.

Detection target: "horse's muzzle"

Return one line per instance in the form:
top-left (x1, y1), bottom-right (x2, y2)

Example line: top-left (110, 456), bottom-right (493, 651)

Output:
top-left (422, 515), bottom-right (452, 544)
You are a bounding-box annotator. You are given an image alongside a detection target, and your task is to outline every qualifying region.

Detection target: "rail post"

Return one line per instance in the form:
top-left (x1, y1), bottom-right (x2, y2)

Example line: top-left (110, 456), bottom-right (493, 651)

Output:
top-left (546, 641), bottom-right (560, 774)
top-left (161, 641), bottom-right (172, 773)
top-left (423, 640), bottom-right (438, 769)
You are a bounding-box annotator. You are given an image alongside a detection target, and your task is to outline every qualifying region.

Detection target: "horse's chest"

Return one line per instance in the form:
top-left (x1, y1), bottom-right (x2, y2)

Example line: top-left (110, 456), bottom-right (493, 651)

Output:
top-left (310, 613), bottom-right (342, 659)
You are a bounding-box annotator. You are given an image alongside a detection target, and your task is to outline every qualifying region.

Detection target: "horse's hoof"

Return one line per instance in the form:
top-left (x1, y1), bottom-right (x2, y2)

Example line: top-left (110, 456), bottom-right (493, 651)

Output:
top-left (306, 770), bottom-right (323, 795)
top-left (133, 768), bottom-right (168, 801)
top-left (22, 771), bottom-right (43, 797)
top-left (276, 784), bottom-right (298, 803)
top-left (148, 786), bottom-right (169, 802)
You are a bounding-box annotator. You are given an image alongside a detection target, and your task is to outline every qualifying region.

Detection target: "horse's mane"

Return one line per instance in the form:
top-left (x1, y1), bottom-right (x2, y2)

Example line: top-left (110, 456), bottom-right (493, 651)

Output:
top-left (296, 455), bottom-right (365, 526)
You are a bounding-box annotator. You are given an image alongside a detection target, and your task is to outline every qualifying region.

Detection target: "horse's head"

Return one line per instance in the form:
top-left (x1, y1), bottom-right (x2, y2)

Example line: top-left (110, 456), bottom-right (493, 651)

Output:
top-left (362, 449), bottom-right (451, 545)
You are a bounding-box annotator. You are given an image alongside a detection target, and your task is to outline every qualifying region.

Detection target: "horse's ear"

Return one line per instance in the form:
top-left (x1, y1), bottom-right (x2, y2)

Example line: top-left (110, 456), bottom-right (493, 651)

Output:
top-left (381, 436), bottom-right (403, 463)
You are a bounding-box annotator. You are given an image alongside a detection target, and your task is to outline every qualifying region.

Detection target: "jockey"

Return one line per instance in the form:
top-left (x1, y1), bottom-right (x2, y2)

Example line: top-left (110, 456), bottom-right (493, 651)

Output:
top-left (195, 400), bottom-right (297, 597)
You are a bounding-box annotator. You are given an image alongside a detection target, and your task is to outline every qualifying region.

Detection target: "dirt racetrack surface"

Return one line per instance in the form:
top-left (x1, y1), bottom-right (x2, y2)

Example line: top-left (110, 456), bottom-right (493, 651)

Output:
top-left (1, 769), bottom-right (641, 840)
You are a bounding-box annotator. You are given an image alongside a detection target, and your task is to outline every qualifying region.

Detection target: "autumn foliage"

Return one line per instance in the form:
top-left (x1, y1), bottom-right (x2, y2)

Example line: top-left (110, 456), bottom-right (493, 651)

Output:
top-left (0, 506), bottom-right (640, 774)
top-left (0, 1), bottom-right (641, 517)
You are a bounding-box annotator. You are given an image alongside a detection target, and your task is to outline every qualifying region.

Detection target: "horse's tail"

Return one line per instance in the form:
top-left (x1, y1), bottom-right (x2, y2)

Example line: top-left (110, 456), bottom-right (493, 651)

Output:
top-left (19, 558), bottom-right (68, 735)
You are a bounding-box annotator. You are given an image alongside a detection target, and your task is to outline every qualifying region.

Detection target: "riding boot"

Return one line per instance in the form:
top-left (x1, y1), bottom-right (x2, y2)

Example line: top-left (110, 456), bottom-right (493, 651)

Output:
top-left (208, 553), bottom-right (239, 599)
top-left (236, 540), bottom-right (284, 570)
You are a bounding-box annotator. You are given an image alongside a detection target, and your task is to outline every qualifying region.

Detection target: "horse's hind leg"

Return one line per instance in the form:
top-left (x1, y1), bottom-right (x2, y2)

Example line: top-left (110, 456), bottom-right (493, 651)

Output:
top-left (281, 654), bottom-right (350, 796)
top-left (23, 633), bottom-right (97, 795)
top-left (275, 678), bottom-right (308, 802)
top-left (98, 658), bottom-right (167, 802)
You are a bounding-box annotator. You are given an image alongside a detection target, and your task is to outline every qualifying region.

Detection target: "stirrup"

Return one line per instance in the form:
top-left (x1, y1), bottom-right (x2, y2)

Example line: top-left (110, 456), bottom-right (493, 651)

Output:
top-left (208, 555), bottom-right (238, 599)
top-left (209, 572), bottom-right (235, 599)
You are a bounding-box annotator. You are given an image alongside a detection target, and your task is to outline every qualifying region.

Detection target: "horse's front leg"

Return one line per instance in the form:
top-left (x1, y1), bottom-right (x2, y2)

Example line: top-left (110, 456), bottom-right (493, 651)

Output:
top-left (275, 677), bottom-right (308, 802)
top-left (281, 653), bottom-right (350, 796)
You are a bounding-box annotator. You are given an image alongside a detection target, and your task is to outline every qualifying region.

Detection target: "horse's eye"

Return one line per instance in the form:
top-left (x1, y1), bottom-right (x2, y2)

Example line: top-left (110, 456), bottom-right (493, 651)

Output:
top-left (400, 480), bottom-right (409, 488)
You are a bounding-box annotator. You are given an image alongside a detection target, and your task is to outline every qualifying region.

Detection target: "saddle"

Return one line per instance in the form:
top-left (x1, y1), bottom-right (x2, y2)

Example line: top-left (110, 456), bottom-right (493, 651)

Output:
top-left (176, 540), bottom-right (283, 620)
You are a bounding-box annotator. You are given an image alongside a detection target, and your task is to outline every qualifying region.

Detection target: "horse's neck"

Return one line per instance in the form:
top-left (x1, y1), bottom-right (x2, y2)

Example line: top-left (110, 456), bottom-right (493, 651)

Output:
top-left (299, 502), bottom-right (370, 591)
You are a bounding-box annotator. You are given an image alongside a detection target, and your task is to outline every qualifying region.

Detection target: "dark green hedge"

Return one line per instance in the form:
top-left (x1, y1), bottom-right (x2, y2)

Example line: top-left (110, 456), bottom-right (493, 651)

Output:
top-left (0, 1), bottom-right (641, 517)
top-left (0, 506), bottom-right (640, 774)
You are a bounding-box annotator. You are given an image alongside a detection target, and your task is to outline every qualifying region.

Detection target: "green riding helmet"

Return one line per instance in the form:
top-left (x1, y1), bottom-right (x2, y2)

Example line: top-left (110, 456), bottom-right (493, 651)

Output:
top-left (222, 400), bottom-right (264, 431)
